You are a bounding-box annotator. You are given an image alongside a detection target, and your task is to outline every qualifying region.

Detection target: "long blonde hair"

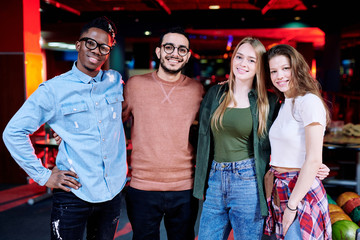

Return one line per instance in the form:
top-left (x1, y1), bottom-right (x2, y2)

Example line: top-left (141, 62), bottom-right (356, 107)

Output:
top-left (211, 37), bottom-right (269, 137)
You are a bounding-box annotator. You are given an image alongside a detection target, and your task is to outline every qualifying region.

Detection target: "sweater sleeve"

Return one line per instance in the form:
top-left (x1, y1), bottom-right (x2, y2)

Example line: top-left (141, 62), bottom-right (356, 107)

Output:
top-left (122, 78), bottom-right (133, 122)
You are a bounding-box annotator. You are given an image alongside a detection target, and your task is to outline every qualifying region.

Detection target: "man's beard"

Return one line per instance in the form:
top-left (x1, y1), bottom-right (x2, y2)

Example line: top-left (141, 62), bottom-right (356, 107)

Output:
top-left (159, 57), bottom-right (186, 74)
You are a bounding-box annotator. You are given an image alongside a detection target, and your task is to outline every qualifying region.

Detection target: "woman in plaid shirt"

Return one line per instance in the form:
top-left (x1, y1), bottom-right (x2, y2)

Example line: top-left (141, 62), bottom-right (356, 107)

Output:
top-left (264, 44), bottom-right (332, 240)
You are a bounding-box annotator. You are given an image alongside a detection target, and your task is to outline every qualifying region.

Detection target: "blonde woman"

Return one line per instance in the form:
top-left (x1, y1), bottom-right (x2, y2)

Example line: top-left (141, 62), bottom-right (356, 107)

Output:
top-left (193, 37), bottom-right (278, 240)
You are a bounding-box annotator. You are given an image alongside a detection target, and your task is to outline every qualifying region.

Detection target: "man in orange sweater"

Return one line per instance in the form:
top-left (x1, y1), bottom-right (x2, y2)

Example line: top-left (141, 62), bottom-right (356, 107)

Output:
top-left (122, 27), bottom-right (204, 240)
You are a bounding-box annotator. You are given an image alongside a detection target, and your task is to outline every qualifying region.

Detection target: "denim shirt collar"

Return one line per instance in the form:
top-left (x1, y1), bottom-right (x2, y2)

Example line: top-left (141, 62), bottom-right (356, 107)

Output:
top-left (72, 61), bottom-right (103, 84)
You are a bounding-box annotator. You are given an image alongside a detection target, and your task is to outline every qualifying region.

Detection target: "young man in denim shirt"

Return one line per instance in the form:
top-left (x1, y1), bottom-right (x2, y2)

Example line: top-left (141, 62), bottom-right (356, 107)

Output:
top-left (3, 17), bottom-right (127, 240)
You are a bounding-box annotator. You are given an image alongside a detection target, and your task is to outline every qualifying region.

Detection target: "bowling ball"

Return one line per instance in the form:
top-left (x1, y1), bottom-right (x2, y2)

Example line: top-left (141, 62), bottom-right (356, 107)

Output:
top-left (332, 220), bottom-right (359, 240)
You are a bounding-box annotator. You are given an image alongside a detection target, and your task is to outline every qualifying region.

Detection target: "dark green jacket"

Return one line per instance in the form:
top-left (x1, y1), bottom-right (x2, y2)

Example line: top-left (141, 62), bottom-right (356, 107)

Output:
top-left (193, 83), bottom-right (279, 217)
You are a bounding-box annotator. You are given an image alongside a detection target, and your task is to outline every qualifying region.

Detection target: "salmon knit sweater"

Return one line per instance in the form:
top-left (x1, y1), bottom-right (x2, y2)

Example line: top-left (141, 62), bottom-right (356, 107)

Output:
top-left (123, 71), bottom-right (204, 191)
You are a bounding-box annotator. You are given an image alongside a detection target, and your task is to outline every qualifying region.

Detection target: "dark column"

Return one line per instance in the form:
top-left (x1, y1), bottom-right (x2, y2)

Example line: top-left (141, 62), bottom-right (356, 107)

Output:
top-left (133, 43), bottom-right (151, 69)
top-left (296, 42), bottom-right (314, 71)
top-left (322, 31), bottom-right (341, 92)
top-left (110, 36), bottom-right (127, 80)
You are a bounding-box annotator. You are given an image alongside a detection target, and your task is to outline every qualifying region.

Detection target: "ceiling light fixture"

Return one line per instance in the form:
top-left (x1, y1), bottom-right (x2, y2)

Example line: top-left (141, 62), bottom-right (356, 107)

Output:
top-left (209, 5), bottom-right (220, 10)
top-left (45, 42), bottom-right (76, 50)
top-left (151, 0), bottom-right (171, 15)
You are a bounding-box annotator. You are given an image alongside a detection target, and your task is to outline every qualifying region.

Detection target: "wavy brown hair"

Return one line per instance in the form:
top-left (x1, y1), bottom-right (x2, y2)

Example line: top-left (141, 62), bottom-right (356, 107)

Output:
top-left (266, 44), bottom-right (330, 124)
top-left (211, 37), bottom-right (269, 137)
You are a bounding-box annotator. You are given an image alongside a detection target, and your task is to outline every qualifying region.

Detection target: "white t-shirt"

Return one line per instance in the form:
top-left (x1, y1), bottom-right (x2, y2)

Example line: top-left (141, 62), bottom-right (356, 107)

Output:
top-left (269, 93), bottom-right (326, 168)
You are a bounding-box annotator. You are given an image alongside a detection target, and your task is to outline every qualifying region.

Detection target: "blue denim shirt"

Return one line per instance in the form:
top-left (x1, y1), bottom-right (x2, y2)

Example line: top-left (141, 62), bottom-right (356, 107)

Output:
top-left (3, 62), bottom-right (127, 203)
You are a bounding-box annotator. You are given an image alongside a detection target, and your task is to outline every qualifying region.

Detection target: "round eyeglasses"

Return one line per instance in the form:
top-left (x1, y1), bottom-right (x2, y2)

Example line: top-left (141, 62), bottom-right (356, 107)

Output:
top-left (79, 37), bottom-right (112, 55)
top-left (162, 43), bottom-right (189, 57)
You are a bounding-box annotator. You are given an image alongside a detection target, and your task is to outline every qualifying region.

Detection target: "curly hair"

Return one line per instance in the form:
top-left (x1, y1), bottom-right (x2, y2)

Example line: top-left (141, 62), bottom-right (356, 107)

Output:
top-left (80, 16), bottom-right (117, 45)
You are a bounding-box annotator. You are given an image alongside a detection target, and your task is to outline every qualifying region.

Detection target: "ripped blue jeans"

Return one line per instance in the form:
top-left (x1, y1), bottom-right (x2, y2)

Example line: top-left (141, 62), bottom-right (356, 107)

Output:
top-left (50, 189), bottom-right (121, 240)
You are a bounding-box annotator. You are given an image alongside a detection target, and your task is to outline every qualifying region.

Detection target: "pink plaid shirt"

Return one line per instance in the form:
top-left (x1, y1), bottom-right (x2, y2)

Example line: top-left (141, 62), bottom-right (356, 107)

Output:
top-left (264, 168), bottom-right (332, 240)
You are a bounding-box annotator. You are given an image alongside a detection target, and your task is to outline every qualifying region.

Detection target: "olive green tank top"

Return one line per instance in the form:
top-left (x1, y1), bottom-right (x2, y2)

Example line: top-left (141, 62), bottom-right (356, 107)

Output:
top-left (211, 107), bottom-right (254, 163)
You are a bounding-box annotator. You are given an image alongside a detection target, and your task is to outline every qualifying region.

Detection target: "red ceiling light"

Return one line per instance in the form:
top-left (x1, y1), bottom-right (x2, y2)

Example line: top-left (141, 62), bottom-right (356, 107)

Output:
top-left (113, 6), bottom-right (125, 11)
top-left (44, 0), bottom-right (80, 15)
top-left (151, 0), bottom-right (171, 15)
top-left (261, 0), bottom-right (307, 15)
top-left (186, 27), bottom-right (325, 49)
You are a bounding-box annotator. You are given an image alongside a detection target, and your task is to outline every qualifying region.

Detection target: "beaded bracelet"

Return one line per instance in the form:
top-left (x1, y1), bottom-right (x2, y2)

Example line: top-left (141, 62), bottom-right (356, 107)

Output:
top-left (286, 203), bottom-right (298, 211)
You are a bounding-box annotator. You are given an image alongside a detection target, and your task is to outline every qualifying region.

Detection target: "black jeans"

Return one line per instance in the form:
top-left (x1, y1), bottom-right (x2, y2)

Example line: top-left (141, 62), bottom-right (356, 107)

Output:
top-left (125, 187), bottom-right (198, 240)
top-left (50, 189), bottom-right (121, 240)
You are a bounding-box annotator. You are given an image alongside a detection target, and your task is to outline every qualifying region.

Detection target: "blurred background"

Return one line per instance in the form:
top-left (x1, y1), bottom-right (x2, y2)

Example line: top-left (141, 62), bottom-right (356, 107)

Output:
top-left (1, 0), bottom-right (360, 184)
top-left (1, 0), bottom-right (360, 239)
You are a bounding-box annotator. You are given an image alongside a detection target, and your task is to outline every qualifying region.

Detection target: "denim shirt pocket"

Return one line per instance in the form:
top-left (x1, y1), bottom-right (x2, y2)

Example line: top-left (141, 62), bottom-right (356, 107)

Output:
top-left (61, 101), bottom-right (90, 132)
top-left (105, 93), bottom-right (123, 121)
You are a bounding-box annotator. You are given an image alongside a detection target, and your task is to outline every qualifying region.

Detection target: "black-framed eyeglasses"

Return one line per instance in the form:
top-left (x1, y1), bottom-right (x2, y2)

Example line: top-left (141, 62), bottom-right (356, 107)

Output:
top-left (79, 37), bottom-right (112, 55)
top-left (162, 43), bottom-right (189, 57)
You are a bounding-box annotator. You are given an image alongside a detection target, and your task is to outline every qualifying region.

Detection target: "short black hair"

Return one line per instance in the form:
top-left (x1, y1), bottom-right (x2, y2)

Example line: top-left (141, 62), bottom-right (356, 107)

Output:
top-left (80, 16), bottom-right (117, 44)
top-left (158, 26), bottom-right (190, 49)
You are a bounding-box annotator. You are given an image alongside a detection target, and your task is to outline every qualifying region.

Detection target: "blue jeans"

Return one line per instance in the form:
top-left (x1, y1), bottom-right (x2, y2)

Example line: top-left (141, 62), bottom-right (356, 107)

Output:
top-left (50, 189), bottom-right (121, 240)
top-left (198, 159), bottom-right (264, 240)
top-left (284, 217), bottom-right (302, 240)
top-left (125, 187), bottom-right (198, 240)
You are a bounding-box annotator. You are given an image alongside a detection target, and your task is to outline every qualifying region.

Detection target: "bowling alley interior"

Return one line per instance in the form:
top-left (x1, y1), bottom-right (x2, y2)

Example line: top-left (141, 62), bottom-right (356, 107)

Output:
top-left (1, 0), bottom-right (360, 239)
